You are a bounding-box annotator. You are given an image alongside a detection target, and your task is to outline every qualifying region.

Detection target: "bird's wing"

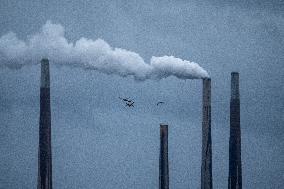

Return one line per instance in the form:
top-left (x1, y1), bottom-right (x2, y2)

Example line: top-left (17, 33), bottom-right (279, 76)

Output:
top-left (157, 102), bottom-right (165, 105)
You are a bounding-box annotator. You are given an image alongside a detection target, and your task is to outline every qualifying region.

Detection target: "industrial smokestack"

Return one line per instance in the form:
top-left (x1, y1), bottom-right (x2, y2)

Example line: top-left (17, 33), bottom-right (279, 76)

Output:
top-left (201, 78), bottom-right (213, 189)
top-left (37, 58), bottom-right (52, 189)
top-left (228, 72), bottom-right (242, 189)
top-left (159, 124), bottom-right (169, 189)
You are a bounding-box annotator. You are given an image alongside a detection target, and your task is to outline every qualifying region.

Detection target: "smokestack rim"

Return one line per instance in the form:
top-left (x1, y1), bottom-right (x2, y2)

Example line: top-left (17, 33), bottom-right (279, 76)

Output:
top-left (231, 71), bottom-right (239, 75)
top-left (231, 71), bottom-right (240, 99)
top-left (160, 124), bottom-right (168, 134)
top-left (40, 58), bottom-right (50, 88)
top-left (202, 77), bottom-right (211, 81)
top-left (41, 58), bottom-right (49, 63)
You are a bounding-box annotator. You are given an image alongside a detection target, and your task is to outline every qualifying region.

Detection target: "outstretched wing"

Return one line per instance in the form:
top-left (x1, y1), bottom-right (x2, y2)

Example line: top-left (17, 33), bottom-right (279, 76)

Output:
top-left (119, 97), bottom-right (130, 101)
top-left (157, 102), bottom-right (164, 106)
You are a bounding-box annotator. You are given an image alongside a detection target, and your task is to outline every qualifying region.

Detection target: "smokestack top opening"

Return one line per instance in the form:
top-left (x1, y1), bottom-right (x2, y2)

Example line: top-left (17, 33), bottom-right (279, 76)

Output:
top-left (41, 58), bottom-right (49, 63)
top-left (41, 58), bottom-right (50, 88)
top-left (160, 124), bottom-right (168, 129)
top-left (231, 71), bottom-right (239, 75)
top-left (202, 77), bottom-right (211, 81)
top-left (160, 124), bottom-right (168, 135)
top-left (202, 78), bottom-right (211, 105)
top-left (202, 78), bottom-right (211, 86)
top-left (231, 72), bottom-right (239, 99)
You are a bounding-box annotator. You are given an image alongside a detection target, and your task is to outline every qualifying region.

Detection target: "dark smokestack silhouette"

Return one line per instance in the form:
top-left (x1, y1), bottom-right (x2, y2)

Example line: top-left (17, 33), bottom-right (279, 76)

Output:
top-left (228, 72), bottom-right (242, 189)
top-left (37, 58), bottom-right (52, 189)
top-left (159, 124), bottom-right (169, 189)
top-left (201, 78), bottom-right (213, 189)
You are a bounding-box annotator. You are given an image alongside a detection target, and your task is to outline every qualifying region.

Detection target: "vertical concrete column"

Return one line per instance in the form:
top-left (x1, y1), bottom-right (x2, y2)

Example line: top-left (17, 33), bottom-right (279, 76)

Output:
top-left (201, 78), bottom-right (213, 189)
top-left (38, 58), bottom-right (52, 189)
top-left (228, 72), bottom-right (242, 189)
top-left (159, 124), bottom-right (169, 189)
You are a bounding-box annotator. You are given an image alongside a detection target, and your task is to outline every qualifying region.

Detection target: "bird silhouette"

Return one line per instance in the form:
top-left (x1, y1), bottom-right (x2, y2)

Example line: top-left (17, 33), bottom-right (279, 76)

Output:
top-left (119, 97), bottom-right (135, 107)
top-left (126, 101), bottom-right (134, 107)
top-left (119, 97), bottom-right (133, 102)
top-left (157, 101), bottom-right (165, 106)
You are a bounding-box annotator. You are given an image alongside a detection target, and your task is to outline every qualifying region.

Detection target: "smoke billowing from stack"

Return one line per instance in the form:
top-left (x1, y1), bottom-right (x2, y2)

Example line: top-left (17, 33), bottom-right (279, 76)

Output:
top-left (0, 21), bottom-right (209, 80)
top-left (159, 124), bottom-right (169, 189)
top-left (38, 59), bottom-right (52, 189)
top-left (201, 78), bottom-right (212, 189)
top-left (228, 72), bottom-right (242, 189)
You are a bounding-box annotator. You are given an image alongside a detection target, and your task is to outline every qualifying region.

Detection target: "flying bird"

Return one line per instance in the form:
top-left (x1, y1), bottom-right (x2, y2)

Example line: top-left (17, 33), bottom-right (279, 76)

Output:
top-left (119, 97), bottom-right (134, 103)
top-left (119, 96), bottom-right (135, 107)
top-left (119, 97), bottom-right (130, 101)
top-left (157, 101), bottom-right (165, 106)
top-left (126, 101), bottom-right (134, 107)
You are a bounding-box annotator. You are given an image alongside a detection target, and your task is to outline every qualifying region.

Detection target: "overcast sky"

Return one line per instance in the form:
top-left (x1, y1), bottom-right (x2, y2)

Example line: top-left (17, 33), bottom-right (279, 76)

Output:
top-left (0, 0), bottom-right (283, 188)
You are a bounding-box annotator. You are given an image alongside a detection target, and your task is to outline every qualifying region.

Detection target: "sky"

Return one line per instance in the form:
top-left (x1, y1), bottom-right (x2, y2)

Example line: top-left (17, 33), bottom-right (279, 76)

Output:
top-left (0, 0), bottom-right (283, 188)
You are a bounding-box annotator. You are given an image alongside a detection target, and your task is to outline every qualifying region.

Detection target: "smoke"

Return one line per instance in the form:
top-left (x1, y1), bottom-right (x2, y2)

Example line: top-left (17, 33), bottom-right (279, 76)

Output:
top-left (0, 21), bottom-right (209, 80)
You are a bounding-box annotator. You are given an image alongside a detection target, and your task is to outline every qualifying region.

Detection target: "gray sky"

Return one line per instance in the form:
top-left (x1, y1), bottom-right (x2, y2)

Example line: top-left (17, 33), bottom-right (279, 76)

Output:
top-left (0, 0), bottom-right (283, 188)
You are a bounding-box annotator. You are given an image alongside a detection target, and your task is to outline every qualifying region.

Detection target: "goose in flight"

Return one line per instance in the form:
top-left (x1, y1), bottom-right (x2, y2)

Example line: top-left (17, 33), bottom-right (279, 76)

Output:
top-left (126, 101), bottom-right (134, 107)
top-left (157, 101), bottom-right (165, 106)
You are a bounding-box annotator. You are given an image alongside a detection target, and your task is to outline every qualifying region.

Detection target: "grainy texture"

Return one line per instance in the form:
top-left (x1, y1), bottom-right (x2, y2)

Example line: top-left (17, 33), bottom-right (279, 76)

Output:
top-left (0, 1), bottom-right (283, 188)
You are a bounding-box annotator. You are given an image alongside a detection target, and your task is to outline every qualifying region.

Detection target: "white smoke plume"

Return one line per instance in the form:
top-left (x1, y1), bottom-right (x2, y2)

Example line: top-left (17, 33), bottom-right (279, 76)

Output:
top-left (0, 21), bottom-right (209, 80)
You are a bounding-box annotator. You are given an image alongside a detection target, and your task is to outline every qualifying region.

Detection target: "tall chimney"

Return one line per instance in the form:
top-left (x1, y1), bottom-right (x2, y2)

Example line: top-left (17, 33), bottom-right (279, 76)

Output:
top-left (159, 124), bottom-right (169, 189)
top-left (37, 58), bottom-right (52, 189)
top-left (201, 78), bottom-right (213, 189)
top-left (228, 72), bottom-right (242, 189)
